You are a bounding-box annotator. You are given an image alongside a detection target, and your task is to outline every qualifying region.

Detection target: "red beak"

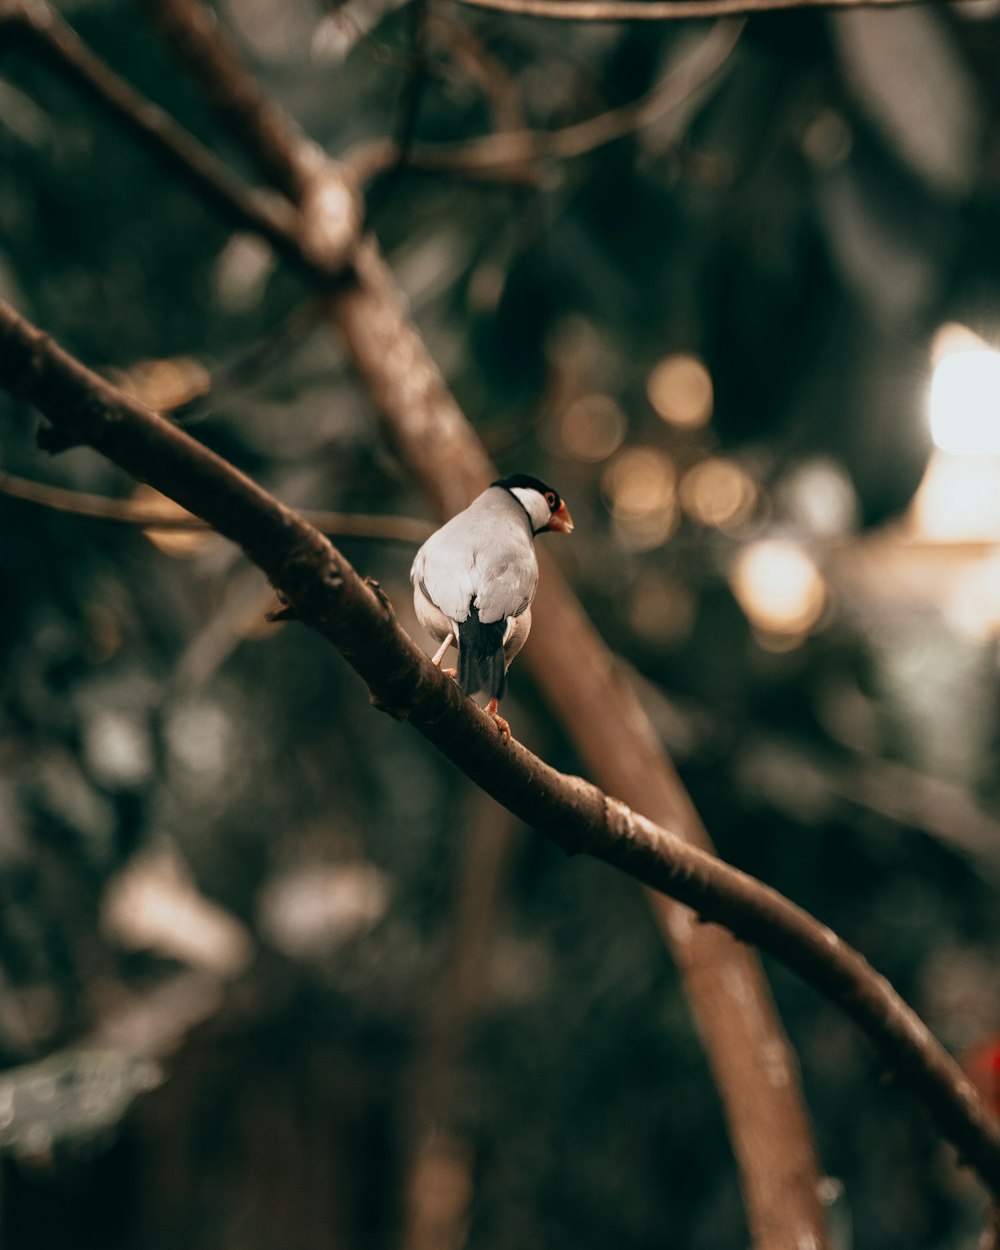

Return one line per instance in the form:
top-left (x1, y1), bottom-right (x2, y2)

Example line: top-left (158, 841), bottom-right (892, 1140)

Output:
top-left (546, 501), bottom-right (574, 534)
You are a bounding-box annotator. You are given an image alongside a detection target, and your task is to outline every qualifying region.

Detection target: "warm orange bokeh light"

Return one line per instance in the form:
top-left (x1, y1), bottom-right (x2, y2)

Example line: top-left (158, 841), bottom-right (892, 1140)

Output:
top-left (679, 457), bottom-right (757, 530)
top-left (559, 394), bottom-right (627, 462)
top-left (730, 539), bottom-right (826, 639)
top-left (110, 356), bottom-right (211, 413)
top-left (647, 354), bottom-right (713, 430)
top-left (602, 447), bottom-right (677, 550)
top-left (133, 484), bottom-right (210, 559)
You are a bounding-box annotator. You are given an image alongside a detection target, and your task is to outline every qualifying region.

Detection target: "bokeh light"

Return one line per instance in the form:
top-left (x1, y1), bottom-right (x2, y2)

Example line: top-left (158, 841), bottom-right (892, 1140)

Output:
top-left (945, 554), bottom-right (1000, 639)
top-left (257, 862), bottom-right (390, 959)
top-left (730, 539), bottom-right (826, 639)
top-left (801, 109), bottom-right (853, 169)
top-left (110, 356), bottom-right (211, 413)
top-left (133, 485), bottom-right (211, 559)
top-left (602, 447), bottom-right (677, 550)
top-left (929, 322), bottom-right (1000, 454)
top-left (646, 353), bottom-right (713, 430)
top-left (102, 851), bottom-right (253, 978)
top-left (909, 451), bottom-right (1000, 541)
top-left (213, 233), bottom-right (277, 312)
top-left (559, 394), bottom-right (627, 462)
top-left (679, 457), bottom-right (757, 531)
top-left (778, 458), bottom-right (858, 537)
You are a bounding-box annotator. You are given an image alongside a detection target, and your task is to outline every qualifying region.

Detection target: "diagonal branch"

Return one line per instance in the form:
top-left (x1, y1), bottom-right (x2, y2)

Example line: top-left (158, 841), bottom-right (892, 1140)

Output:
top-left (3, 296), bottom-right (1000, 1200)
top-left (135, 0), bottom-right (323, 202)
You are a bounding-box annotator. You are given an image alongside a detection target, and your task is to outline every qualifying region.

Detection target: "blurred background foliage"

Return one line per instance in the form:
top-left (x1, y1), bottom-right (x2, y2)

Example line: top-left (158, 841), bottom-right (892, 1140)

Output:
top-left (2, 0), bottom-right (1000, 1246)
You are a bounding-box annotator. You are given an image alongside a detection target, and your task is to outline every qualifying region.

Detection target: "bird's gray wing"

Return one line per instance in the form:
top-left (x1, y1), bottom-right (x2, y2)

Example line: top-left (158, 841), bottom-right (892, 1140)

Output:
top-left (410, 511), bottom-right (480, 622)
top-left (410, 489), bottom-right (539, 625)
top-left (472, 535), bottom-right (538, 624)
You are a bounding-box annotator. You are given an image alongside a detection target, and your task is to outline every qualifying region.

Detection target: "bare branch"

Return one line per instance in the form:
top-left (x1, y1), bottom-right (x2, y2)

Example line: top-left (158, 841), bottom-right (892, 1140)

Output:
top-left (0, 469), bottom-right (433, 542)
top-left (3, 297), bottom-right (1000, 1202)
top-left (1, 0), bottom-right (358, 279)
top-left (531, 16), bottom-right (742, 156)
top-left (426, 10), bottom-right (528, 135)
top-left (137, 0), bottom-right (324, 201)
top-left (448, 0), bottom-right (949, 21)
top-left (401, 793), bottom-right (520, 1250)
top-left (345, 17), bottom-right (742, 182)
top-left (364, 0), bottom-right (432, 223)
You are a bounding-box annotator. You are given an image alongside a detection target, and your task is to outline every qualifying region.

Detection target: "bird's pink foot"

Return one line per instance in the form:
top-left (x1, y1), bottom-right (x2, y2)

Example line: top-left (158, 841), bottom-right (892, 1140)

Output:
top-left (442, 667), bottom-right (457, 680)
top-left (485, 698), bottom-right (511, 743)
top-left (431, 633), bottom-right (454, 667)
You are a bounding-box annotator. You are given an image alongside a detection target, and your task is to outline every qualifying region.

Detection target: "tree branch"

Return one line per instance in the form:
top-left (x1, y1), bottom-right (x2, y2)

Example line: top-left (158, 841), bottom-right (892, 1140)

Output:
top-left (0, 469), bottom-right (433, 543)
top-left (135, 0), bottom-right (323, 203)
top-left (0, 0), bottom-right (358, 280)
top-left (363, 0), bottom-right (431, 223)
top-left (344, 16), bottom-right (742, 182)
top-left (3, 297), bottom-right (1000, 1200)
top-left (448, 0), bottom-right (950, 21)
top-left (400, 792), bottom-right (520, 1250)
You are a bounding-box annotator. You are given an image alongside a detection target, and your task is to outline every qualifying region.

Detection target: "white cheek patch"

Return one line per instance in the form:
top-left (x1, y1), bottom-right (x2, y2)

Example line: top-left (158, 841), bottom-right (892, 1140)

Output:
top-left (508, 486), bottom-right (549, 532)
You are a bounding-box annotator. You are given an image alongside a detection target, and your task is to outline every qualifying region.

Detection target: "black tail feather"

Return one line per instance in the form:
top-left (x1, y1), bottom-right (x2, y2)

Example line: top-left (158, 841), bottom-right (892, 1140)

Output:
top-left (457, 607), bottom-right (507, 701)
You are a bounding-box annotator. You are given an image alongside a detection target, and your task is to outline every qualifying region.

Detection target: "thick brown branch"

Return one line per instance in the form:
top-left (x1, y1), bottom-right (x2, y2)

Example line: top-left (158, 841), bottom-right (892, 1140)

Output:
top-left (0, 469), bottom-right (433, 542)
top-left (137, 0), bottom-right (323, 202)
top-left (449, 0), bottom-right (948, 20)
top-left (2, 297), bottom-right (1000, 1200)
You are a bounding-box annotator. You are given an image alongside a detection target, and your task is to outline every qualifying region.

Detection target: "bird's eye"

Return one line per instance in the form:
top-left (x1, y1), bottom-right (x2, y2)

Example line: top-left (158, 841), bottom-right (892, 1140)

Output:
top-left (545, 491), bottom-right (558, 509)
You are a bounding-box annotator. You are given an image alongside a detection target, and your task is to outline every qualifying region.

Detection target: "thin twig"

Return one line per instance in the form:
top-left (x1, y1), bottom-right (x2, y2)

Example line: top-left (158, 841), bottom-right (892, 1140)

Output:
top-left (3, 297), bottom-right (1000, 1201)
top-left (427, 10), bottom-right (527, 135)
top-left (449, 0), bottom-right (949, 20)
top-left (0, 470), bottom-right (433, 542)
top-left (169, 301), bottom-right (328, 423)
top-left (348, 16), bottom-right (742, 181)
top-left (364, 0), bottom-right (431, 223)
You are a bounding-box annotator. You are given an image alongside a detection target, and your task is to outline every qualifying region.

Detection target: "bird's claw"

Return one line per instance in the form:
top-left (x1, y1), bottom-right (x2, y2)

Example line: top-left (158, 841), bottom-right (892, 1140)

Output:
top-left (485, 698), bottom-right (511, 744)
top-left (441, 667), bottom-right (457, 680)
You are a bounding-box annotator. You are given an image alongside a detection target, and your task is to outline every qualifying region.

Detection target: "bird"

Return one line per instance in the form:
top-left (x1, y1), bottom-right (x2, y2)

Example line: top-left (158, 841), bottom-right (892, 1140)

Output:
top-left (410, 474), bottom-right (574, 741)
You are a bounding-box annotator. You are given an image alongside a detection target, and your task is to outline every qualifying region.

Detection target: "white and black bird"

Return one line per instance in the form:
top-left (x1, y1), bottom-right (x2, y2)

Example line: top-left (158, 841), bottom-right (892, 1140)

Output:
top-left (411, 474), bottom-right (574, 739)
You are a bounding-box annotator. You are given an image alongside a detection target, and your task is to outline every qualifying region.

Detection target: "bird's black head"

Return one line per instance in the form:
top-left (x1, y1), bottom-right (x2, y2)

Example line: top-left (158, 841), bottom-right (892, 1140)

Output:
top-left (492, 474), bottom-right (573, 535)
top-left (493, 473), bottom-right (561, 509)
